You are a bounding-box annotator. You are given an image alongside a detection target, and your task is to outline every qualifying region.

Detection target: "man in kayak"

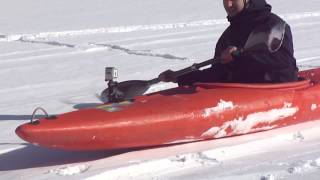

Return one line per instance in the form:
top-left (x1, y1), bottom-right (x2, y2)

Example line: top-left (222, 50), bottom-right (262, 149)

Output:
top-left (159, 0), bottom-right (298, 85)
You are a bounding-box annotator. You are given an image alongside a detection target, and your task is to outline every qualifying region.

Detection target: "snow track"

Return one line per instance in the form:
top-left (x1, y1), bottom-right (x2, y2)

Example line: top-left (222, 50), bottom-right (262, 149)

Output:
top-left (91, 43), bottom-right (189, 60)
top-left (0, 19), bottom-right (228, 42)
top-left (0, 10), bottom-right (319, 70)
top-left (0, 11), bottom-right (320, 42)
top-left (0, 10), bottom-right (319, 67)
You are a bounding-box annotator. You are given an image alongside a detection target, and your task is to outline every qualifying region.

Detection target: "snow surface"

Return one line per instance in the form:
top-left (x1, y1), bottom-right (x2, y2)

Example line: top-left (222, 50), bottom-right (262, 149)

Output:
top-left (1, 0), bottom-right (320, 179)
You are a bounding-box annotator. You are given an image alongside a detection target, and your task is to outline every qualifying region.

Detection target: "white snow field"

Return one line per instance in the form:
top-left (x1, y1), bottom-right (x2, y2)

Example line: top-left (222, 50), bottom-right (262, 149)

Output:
top-left (1, 0), bottom-right (320, 179)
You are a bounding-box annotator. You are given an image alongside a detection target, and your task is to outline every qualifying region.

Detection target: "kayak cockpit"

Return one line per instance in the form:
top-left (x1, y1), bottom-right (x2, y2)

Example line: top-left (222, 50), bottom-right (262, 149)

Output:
top-left (195, 68), bottom-right (320, 90)
top-left (195, 79), bottom-right (311, 91)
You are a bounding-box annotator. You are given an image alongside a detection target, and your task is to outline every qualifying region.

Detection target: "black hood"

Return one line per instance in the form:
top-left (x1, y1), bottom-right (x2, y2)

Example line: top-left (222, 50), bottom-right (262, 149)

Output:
top-left (227, 0), bottom-right (272, 24)
top-left (245, 0), bottom-right (271, 13)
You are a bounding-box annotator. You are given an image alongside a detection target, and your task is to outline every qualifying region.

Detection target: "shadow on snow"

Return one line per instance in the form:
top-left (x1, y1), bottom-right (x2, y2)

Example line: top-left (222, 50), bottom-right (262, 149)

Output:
top-left (0, 145), bottom-right (131, 171)
top-left (0, 102), bottom-right (102, 121)
top-left (0, 115), bottom-right (48, 121)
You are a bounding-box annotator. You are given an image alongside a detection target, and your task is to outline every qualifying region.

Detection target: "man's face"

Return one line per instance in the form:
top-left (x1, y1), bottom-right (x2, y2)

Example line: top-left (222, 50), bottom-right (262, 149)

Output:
top-left (223, 0), bottom-right (246, 17)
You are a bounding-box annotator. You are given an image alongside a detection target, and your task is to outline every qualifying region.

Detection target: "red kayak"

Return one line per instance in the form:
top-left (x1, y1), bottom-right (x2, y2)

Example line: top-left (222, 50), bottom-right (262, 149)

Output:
top-left (16, 68), bottom-right (320, 151)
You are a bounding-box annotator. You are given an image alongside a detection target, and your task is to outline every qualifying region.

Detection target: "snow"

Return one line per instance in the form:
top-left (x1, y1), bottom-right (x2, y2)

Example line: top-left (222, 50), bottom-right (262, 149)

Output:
top-left (203, 99), bottom-right (235, 118)
top-left (311, 104), bottom-right (318, 111)
top-left (1, 0), bottom-right (320, 179)
top-left (202, 103), bottom-right (299, 138)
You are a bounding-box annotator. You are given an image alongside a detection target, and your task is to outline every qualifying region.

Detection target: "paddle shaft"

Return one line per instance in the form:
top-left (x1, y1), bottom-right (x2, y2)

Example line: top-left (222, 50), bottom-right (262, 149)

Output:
top-left (146, 58), bottom-right (216, 86)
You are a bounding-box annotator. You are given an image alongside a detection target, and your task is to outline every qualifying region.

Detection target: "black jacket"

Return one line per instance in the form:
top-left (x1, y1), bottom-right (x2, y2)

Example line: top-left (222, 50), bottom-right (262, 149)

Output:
top-left (178, 0), bottom-right (298, 86)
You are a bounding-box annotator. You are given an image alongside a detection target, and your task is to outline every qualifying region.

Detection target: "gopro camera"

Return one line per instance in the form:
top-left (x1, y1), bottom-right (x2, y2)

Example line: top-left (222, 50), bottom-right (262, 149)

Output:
top-left (105, 67), bottom-right (118, 81)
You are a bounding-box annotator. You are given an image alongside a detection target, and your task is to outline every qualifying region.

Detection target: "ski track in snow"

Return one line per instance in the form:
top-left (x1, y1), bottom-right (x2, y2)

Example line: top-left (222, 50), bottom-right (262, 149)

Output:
top-left (0, 19), bottom-right (227, 42)
top-left (91, 43), bottom-right (189, 60)
top-left (103, 27), bottom-right (221, 45)
top-left (0, 11), bottom-right (319, 67)
top-left (0, 11), bottom-right (320, 42)
top-left (0, 42), bottom-right (189, 63)
top-left (18, 38), bottom-right (76, 48)
top-left (0, 47), bottom-right (63, 58)
top-left (0, 49), bottom-right (91, 64)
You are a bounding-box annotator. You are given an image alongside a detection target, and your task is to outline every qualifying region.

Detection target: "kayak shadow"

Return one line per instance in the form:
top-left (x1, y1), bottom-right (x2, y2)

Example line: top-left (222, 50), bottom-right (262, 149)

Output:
top-left (0, 115), bottom-right (49, 121)
top-left (0, 141), bottom-right (195, 171)
top-left (0, 103), bottom-right (102, 121)
top-left (0, 145), bottom-right (131, 171)
top-left (72, 103), bottom-right (102, 110)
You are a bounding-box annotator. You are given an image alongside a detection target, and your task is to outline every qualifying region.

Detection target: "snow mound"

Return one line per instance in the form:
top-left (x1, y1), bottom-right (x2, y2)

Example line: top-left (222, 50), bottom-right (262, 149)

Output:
top-left (49, 164), bottom-right (90, 176)
top-left (287, 159), bottom-right (320, 174)
top-left (292, 131), bottom-right (305, 142)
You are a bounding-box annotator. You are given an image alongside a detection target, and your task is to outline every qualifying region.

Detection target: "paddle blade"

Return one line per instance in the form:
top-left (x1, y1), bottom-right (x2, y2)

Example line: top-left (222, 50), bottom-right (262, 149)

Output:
top-left (244, 21), bottom-right (286, 53)
top-left (100, 80), bottom-right (151, 103)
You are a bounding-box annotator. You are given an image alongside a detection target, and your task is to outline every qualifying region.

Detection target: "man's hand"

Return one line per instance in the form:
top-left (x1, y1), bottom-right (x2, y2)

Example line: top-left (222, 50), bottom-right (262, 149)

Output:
top-left (220, 46), bottom-right (238, 64)
top-left (158, 70), bottom-right (177, 82)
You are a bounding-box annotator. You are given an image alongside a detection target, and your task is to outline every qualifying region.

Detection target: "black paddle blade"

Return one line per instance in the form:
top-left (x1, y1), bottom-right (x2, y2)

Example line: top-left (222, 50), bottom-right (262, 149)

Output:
top-left (243, 21), bottom-right (286, 53)
top-left (100, 80), bottom-right (151, 103)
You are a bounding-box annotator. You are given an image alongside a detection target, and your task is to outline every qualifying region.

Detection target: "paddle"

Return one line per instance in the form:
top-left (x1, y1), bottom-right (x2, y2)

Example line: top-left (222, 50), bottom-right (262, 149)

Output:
top-left (100, 21), bottom-right (287, 103)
